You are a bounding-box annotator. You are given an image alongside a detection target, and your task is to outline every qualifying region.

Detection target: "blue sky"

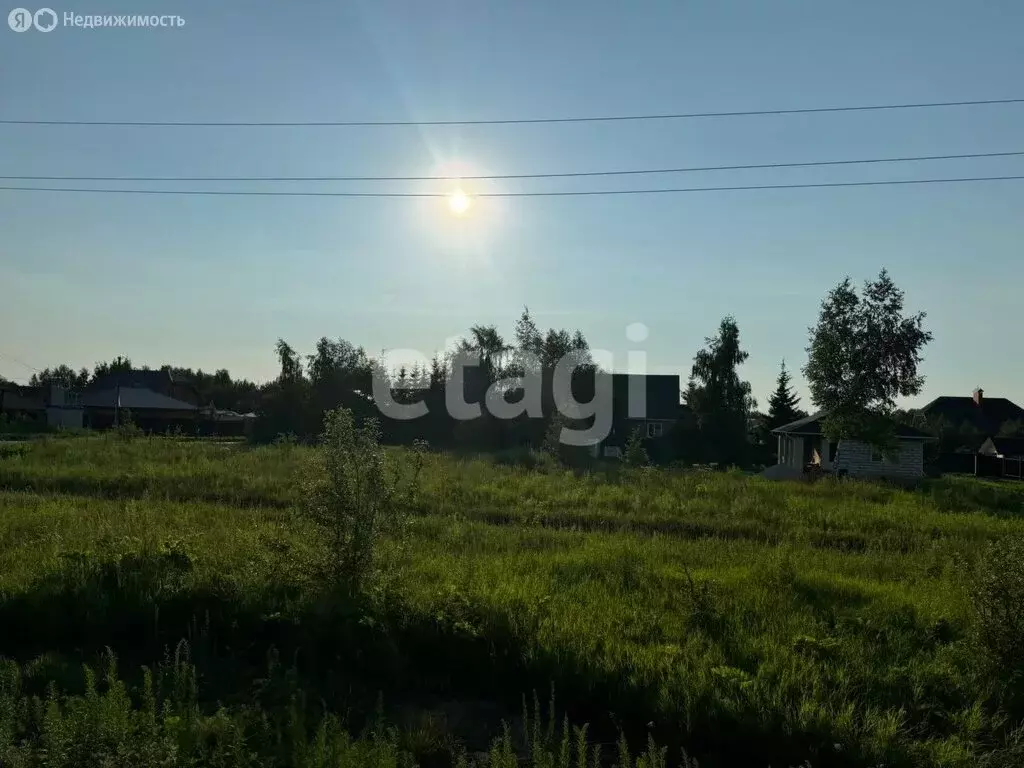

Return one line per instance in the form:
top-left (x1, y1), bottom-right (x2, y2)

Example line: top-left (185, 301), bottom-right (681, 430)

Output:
top-left (2, 0), bottom-right (1022, 409)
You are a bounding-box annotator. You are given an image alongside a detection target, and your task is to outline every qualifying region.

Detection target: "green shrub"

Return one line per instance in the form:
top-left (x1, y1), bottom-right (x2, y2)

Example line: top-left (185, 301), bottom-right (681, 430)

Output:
top-left (302, 408), bottom-right (422, 594)
top-left (624, 427), bottom-right (650, 467)
top-left (972, 535), bottom-right (1024, 682)
top-left (115, 409), bottom-right (143, 442)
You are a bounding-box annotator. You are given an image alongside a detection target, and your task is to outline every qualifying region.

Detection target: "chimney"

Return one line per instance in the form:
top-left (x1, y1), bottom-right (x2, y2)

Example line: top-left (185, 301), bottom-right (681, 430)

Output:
top-left (973, 388), bottom-right (984, 406)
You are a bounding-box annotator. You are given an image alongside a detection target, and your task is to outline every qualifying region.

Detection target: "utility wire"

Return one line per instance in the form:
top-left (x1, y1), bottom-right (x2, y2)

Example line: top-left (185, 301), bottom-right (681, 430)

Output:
top-left (2, 98), bottom-right (1022, 128)
top-left (0, 350), bottom-right (42, 374)
top-left (4, 150), bottom-right (1023, 183)
top-left (2, 175), bottom-right (1024, 198)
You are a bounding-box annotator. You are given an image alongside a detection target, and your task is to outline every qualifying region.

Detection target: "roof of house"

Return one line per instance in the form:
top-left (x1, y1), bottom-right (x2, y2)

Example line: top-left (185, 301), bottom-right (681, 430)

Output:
top-left (81, 387), bottom-right (198, 411)
top-left (87, 369), bottom-right (198, 394)
top-left (920, 394), bottom-right (1024, 434)
top-left (606, 373), bottom-right (681, 421)
top-left (772, 411), bottom-right (933, 440)
top-left (982, 436), bottom-right (1024, 458)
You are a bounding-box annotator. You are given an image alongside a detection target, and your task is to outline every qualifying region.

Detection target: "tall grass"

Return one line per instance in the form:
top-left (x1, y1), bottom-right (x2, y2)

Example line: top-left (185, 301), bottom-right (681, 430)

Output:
top-left (1, 436), bottom-right (1024, 765)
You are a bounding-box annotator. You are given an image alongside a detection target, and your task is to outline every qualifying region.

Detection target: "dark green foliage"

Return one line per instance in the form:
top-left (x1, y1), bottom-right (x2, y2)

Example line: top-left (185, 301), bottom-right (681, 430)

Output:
top-left (903, 412), bottom-right (985, 455)
top-left (115, 409), bottom-right (143, 441)
top-left (804, 269), bottom-right (932, 442)
top-left (91, 356), bottom-right (134, 382)
top-left (972, 536), bottom-right (1024, 682)
top-left (766, 360), bottom-right (806, 431)
top-left (623, 427), bottom-right (650, 467)
top-left (302, 408), bottom-right (422, 594)
top-left (998, 420), bottom-right (1024, 439)
top-left (685, 317), bottom-right (755, 466)
top-left (28, 365), bottom-right (91, 390)
top-left (0, 645), bottom-right (416, 767)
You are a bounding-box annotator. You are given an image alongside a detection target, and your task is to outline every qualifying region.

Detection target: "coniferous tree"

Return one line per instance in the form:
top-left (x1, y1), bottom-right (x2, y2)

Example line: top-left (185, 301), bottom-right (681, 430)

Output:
top-left (766, 360), bottom-right (806, 430)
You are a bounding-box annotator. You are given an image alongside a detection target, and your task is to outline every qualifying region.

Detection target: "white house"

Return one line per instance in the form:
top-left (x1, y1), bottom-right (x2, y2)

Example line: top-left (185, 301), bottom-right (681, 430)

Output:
top-left (769, 412), bottom-right (934, 482)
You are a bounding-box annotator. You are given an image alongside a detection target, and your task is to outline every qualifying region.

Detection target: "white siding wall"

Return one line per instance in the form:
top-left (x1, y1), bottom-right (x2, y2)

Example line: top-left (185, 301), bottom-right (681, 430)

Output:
top-left (834, 439), bottom-right (924, 480)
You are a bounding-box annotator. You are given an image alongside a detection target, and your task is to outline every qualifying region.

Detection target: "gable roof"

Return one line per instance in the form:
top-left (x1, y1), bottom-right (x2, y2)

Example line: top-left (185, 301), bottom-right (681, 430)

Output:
top-left (81, 388), bottom-right (198, 411)
top-left (772, 411), bottom-right (933, 440)
top-left (87, 369), bottom-right (199, 395)
top-left (920, 395), bottom-right (1024, 434)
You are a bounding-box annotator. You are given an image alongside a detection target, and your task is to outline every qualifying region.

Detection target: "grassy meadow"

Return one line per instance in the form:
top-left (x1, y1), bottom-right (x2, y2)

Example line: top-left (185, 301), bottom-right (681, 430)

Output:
top-left (1, 435), bottom-right (1024, 766)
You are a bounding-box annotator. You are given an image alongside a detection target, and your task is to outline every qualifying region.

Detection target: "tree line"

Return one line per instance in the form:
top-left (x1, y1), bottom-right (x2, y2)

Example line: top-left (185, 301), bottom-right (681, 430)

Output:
top-left (13, 269), bottom-right (1009, 464)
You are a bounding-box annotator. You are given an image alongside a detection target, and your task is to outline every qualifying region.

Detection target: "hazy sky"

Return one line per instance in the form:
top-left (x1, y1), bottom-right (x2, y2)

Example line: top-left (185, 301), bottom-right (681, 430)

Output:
top-left (2, 0), bottom-right (1022, 408)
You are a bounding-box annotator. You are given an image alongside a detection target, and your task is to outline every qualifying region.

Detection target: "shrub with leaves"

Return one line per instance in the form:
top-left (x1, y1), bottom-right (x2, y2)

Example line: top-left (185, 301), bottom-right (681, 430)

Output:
top-left (302, 408), bottom-right (421, 595)
top-left (624, 427), bottom-right (650, 467)
top-left (115, 409), bottom-right (143, 441)
top-left (972, 535), bottom-right (1024, 681)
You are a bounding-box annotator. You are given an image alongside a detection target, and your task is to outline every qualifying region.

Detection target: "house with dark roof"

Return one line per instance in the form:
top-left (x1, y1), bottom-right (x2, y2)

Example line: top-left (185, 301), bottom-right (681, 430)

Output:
top-left (919, 388), bottom-right (1024, 436)
top-left (81, 386), bottom-right (198, 431)
top-left (88, 369), bottom-right (200, 406)
top-left (82, 369), bottom-right (199, 431)
top-left (594, 373), bottom-right (682, 458)
top-left (767, 411), bottom-right (933, 482)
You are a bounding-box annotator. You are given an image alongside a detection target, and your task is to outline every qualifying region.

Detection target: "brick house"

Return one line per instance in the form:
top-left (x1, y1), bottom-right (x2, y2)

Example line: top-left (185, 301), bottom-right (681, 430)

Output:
top-left (771, 412), bottom-right (934, 482)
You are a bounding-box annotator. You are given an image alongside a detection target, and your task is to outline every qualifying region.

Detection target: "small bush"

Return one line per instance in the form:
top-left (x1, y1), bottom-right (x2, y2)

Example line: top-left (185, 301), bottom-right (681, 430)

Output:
top-left (302, 408), bottom-right (421, 595)
top-left (115, 409), bottom-right (143, 441)
top-left (623, 427), bottom-right (650, 467)
top-left (972, 535), bottom-right (1024, 681)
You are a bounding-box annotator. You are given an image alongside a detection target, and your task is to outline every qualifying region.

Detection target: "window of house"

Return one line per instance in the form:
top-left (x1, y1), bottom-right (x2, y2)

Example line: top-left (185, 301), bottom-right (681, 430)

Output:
top-left (871, 447), bottom-right (883, 462)
top-left (647, 422), bottom-right (663, 438)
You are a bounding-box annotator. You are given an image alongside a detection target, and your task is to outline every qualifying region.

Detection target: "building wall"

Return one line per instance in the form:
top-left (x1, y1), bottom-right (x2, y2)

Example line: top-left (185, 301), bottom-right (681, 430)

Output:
top-left (1, 389), bottom-right (45, 411)
top-left (811, 437), bottom-right (835, 470)
top-left (834, 439), bottom-right (925, 480)
top-left (778, 435), bottom-right (805, 468)
top-left (46, 407), bottom-right (83, 429)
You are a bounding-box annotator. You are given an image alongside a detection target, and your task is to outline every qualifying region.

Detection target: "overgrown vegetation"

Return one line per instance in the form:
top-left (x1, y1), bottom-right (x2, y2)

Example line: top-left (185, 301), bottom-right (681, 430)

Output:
top-left (2, 436), bottom-right (1024, 766)
top-left (302, 409), bottom-right (424, 593)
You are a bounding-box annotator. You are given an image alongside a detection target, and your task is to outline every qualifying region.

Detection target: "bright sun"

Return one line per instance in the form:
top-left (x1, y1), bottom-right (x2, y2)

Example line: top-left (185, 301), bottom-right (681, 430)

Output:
top-left (448, 188), bottom-right (472, 216)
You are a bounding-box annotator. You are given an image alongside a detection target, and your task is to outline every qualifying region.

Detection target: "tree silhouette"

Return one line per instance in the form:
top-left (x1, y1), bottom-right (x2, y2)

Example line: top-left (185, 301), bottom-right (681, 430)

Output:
top-left (804, 269), bottom-right (932, 441)
top-left (766, 360), bottom-right (806, 430)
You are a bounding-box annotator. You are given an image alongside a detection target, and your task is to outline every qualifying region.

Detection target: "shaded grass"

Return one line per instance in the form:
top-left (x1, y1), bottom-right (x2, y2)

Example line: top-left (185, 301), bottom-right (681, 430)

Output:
top-left (0, 438), bottom-right (1022, 766)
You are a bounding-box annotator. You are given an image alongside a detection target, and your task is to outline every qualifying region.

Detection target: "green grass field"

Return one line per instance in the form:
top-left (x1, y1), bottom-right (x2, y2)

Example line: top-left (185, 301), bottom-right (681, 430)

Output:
top-left (2, 435), bottom-right (1024, 767)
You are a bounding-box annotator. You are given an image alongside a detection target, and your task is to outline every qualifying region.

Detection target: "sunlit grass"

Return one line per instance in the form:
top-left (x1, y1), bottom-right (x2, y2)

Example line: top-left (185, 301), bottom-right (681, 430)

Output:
top-left (0, 435), bottom-right (1021, 766)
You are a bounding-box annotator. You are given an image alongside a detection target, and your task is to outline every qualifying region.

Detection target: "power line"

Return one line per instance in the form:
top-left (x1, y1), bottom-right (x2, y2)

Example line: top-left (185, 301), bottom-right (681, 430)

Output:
top-left (2, 175), bottom-right (1023, 198)
top-left (2, 98), bottom-right (1023, 128)
top-left (4, 150), bottom-right (1023, 183)
top-left (0, 350), bottom-right (41, 374)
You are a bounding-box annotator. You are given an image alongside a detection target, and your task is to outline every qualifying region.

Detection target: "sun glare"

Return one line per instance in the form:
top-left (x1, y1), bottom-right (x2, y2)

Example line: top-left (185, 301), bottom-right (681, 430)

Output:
top-left (448, 188), bottom-right (472, 216)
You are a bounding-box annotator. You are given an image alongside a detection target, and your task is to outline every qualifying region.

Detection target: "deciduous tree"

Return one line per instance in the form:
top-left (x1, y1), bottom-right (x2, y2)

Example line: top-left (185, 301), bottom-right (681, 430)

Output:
top-left (804, 269), bottom-right (932, 442)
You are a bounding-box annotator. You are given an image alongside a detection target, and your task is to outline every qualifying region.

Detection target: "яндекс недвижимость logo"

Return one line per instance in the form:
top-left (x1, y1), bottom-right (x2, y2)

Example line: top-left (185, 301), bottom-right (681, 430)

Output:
top-left (8, 8), bottom-right (184, 31)
top-left (8, 7), bottom-right (56, 31)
